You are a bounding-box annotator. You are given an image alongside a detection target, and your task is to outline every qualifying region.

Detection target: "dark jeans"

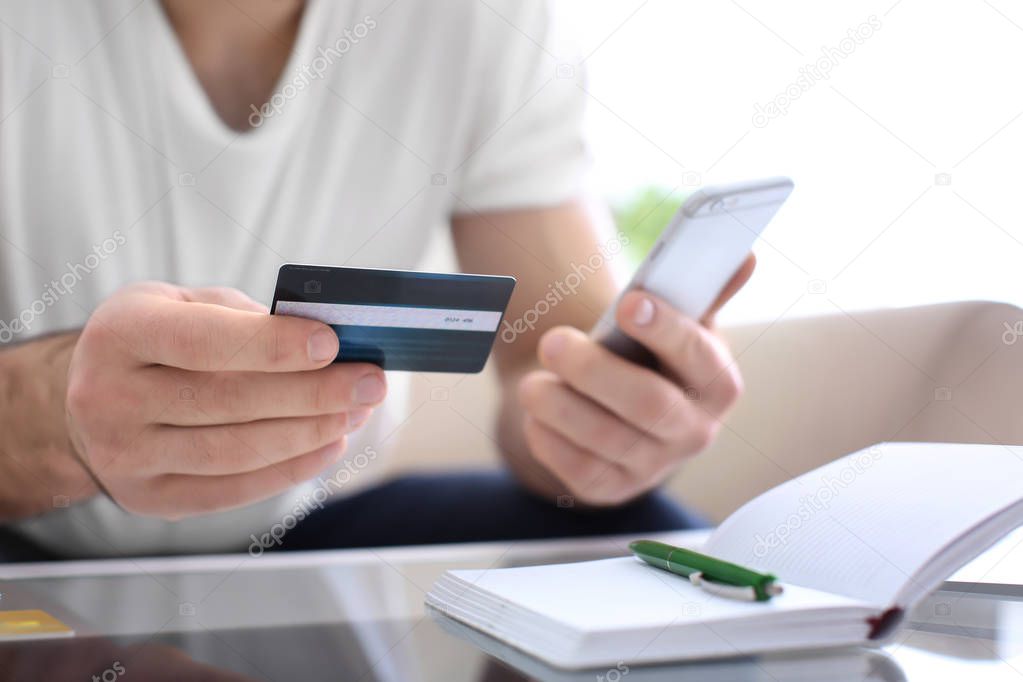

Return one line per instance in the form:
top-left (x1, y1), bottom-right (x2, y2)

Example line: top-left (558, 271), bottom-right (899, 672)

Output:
top-left (0, 471), bottom-right (705, 562)
top-left (277, 471), bottom-right (706, 551)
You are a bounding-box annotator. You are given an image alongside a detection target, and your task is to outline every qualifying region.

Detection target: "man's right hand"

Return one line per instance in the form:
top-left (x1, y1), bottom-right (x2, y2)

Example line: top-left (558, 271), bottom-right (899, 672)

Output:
top-left (64, 281), bottom-right (386, 520)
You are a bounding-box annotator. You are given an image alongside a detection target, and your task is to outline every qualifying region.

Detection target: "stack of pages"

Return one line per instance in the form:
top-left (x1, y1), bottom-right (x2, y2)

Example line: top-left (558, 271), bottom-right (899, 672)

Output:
top-left (427, 442), bottom-right (1023, 669)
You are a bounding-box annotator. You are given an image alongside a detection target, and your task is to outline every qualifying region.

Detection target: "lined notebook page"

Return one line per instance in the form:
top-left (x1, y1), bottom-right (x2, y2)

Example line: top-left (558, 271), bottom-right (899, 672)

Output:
top-left (704, 443), bottom-right (1023, 606)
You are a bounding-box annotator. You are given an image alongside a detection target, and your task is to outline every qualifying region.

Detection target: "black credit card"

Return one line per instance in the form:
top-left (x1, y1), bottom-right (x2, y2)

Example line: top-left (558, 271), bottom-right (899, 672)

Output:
top-left (271, 264), bottom-right (516, 373)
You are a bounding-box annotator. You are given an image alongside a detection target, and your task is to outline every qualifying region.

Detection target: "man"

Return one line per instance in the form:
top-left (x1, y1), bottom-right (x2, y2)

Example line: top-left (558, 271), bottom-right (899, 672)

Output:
top-left (0, 0), bottom-right (750, 559)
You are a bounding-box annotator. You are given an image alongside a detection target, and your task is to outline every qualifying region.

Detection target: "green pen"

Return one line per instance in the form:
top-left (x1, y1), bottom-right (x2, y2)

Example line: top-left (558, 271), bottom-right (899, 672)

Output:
top-left (629, 540), bottom-right (784, 602)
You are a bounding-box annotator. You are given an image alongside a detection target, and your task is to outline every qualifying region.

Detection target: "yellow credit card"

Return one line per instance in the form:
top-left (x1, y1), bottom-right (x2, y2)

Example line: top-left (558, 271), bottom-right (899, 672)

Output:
top-left (0, 610), bottom-right (75, 640)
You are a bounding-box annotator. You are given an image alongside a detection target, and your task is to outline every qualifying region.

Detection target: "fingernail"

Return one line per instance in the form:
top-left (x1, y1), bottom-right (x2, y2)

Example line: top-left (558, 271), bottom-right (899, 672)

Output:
top-left (355, 374), bottom-right (386, 405)
top-left (348, 407), bottom-right (372, 429)
top-left (322, 441), bottom-right (346, 463)
top-left (308, 329), bottom-right (338, 362)
top-left (633, 297), bottom-right (655, 326)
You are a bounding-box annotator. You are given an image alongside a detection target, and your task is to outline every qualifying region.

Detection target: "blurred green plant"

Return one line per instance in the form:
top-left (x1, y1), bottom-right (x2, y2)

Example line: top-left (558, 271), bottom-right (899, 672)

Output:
top-left (612, 186), bottom-right (688, 263)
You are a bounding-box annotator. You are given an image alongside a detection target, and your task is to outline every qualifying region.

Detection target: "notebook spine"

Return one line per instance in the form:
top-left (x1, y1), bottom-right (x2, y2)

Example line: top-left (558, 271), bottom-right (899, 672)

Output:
top-left (866, 607), bottom-right (904, 640)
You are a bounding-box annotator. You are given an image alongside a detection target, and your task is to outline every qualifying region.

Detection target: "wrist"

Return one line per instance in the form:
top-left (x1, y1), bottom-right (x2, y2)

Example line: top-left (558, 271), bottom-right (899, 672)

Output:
top-left (496, 375), bottom-right (568, 503)
top-left (0, 332), bottom-right (98, 519)
top-left (50, 333), bottom-right (100, 502)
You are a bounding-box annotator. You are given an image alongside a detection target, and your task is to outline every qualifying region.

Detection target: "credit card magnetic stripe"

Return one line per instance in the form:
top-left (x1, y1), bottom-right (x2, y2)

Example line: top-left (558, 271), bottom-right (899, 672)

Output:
top-left (273, 264), bottom-right (513, 310)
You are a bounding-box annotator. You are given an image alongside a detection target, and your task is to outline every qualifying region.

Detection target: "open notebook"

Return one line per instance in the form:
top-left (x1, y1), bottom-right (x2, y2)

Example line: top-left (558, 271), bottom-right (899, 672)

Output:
top-left (426, 442), bottom-right (1023, 669)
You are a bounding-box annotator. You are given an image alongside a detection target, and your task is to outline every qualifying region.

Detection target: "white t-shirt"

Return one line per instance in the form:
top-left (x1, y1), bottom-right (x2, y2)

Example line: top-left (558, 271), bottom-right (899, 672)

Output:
top-left (0, 0), bottom-right (588, 557)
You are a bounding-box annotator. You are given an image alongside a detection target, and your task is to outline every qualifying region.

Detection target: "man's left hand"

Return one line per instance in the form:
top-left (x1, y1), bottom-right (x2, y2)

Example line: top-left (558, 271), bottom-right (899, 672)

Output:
top-left (516, 256), bottom-right (754, 506)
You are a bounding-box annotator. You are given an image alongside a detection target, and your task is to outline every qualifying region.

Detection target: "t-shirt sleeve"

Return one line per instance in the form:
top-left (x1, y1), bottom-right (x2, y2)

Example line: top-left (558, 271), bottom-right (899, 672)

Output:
top-left (454, 1), bottom-right (590, 213)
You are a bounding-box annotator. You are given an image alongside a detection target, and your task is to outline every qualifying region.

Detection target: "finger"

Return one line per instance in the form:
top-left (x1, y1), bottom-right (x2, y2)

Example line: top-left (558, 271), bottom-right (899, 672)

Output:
top-left (518, 371), bottom-right (655, 463)
top-left (522, 416), bottom-right (637, 506)
top-left (150, 363), bottom-right (387, 425)
top-left (142, 412), bottom-right (365, 476)
top-left (186, 286), bottom-right (270, 314)
top-left (108, 292), bottom-right (340, 372)
top-left (702, 253), bottom-right (756, 326)
top-left (519, 373), bottom-right (683, 479)
top-left (538, 326), bottom-right (702, 442)
top-left (146, 440), bottom-right (346, 519)
top-left (614, 292), bottom-right (743, 415)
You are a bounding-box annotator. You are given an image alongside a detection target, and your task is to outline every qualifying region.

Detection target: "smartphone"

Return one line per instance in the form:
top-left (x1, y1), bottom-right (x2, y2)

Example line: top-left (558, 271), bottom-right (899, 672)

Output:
top-left (591, 177), bottom-right (794, 367)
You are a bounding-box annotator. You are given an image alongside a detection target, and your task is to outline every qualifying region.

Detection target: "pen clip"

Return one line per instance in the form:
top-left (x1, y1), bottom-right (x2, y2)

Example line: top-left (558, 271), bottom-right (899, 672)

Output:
top-left (688, 572), bottom-right (758, 602)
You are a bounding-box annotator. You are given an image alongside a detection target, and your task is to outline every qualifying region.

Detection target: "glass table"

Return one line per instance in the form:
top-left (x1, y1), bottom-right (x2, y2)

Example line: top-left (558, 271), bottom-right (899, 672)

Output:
top-left (1, 530), bottom-right (1021, 681)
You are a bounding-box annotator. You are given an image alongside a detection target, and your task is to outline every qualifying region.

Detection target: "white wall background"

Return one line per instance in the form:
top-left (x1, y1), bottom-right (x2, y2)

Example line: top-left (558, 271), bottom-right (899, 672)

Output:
top-left (554, 0), bottom-right (1023, 324)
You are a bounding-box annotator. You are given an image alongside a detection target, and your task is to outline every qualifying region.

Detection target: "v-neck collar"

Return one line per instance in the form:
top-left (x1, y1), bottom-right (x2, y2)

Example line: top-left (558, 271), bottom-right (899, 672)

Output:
top-left (148, 0), bottom-right (324, 147)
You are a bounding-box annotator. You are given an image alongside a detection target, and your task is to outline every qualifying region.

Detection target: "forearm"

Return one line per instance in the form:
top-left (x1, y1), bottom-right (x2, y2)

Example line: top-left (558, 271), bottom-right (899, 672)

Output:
top-left (0, 332), bottom-right (98, 520)
top-left (452, 201), bottom-right (623, 502)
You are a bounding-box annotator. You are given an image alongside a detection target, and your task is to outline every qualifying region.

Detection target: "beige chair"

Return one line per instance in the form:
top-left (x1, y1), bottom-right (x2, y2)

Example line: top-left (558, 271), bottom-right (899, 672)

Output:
top-left (676, 300), bottom-right (1023, 521)
top-left (384, 300), bottom-right (1023, 523)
